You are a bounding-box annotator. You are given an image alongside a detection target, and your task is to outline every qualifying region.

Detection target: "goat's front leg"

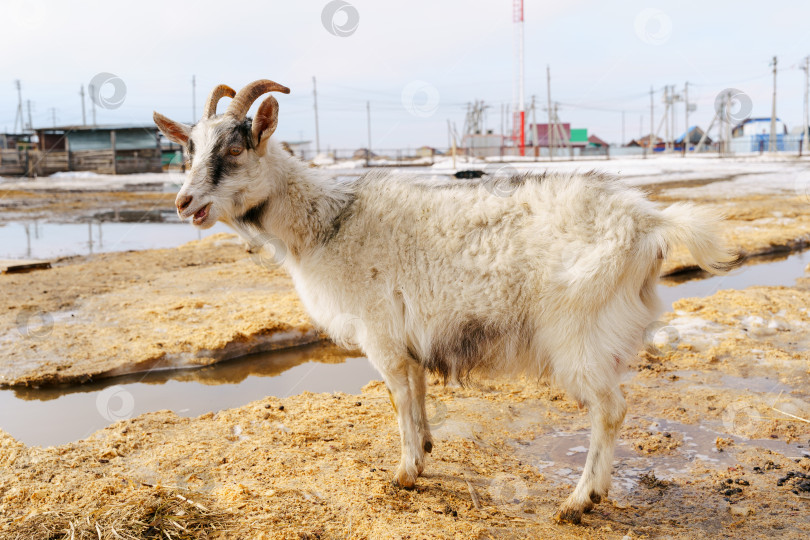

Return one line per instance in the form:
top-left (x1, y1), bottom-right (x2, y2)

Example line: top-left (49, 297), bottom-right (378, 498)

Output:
top-left (369, 350), bottom-right (428, 489)
top-left (408, 361), bottom-right (433, 456)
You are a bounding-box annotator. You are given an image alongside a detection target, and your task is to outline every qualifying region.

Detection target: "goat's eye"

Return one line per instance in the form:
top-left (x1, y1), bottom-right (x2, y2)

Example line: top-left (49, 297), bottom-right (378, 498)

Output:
top-left (229, 146), bottom-right (243, 156)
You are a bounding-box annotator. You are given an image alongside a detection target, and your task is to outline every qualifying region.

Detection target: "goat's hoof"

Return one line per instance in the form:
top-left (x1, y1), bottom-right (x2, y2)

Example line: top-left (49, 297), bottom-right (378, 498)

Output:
top-left (554, 506), bottom-right (583, 525)
top-left (589, 491), bottom-right (602, 504)
top-left (391, 476), bottom-right (416, 490)
top-left (424, 440), bottom-right (433, 453)
top-left (392, 466), bottom-right (418, 489)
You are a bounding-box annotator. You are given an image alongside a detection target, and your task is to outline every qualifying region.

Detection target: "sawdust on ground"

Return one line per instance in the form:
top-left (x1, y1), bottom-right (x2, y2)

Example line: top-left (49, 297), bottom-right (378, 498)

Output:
top-left (1, 185), bottom-right (810, 538)
top-left (1, 234), bottom-right (316, 387)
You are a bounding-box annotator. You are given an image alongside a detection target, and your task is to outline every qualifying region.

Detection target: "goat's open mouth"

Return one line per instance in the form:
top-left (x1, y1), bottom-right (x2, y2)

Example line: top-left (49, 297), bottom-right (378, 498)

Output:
top-left (192, 203), bottom-right (212, 225)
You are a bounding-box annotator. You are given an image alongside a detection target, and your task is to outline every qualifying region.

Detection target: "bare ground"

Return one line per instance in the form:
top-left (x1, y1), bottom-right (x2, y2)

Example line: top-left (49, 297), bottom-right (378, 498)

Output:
top-left (0, 185), bottom-right (809, 538)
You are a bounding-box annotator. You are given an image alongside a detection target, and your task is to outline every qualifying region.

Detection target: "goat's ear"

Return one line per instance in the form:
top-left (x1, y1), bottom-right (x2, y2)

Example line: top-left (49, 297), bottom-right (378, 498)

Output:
top-left (153, 111), bottom-right (191, 145)
top-left (251, 96), bottom-right (279, 156)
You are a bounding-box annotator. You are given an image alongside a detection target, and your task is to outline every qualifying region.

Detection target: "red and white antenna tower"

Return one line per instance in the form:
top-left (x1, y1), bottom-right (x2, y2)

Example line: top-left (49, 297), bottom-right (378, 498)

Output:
top-left (513, 0), bottom-right (525, 156)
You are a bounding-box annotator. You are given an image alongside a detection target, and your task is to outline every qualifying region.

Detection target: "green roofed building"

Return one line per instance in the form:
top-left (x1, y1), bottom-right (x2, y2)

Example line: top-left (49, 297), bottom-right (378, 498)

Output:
top-left (570, 128), bottom-right (588, 146)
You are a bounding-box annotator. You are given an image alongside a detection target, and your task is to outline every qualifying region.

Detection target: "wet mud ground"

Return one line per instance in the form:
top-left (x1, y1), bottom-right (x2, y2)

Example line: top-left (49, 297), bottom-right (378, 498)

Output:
top-left (1, 181), bottom-right (810, 538)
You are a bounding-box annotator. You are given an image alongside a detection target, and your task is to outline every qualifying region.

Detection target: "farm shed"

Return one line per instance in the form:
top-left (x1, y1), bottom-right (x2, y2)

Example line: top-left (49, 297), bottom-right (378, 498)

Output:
top-left (27, 124), bottom-right (162, 176)
top-left (0, 133), bottom-right (34, 176)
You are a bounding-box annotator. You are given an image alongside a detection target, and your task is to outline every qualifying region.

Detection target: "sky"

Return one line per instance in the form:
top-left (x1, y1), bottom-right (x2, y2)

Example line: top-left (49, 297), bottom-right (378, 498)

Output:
top-left (2, 0), bottom-right (810, 150)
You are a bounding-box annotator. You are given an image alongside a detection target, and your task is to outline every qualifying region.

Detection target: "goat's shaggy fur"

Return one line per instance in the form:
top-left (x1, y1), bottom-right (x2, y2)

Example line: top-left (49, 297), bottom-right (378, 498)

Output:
top-left (155, 86), bottom-right (742, 524)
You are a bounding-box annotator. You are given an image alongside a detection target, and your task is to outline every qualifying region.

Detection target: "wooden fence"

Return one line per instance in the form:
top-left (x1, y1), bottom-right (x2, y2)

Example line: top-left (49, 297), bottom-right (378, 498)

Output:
top-left (0, 149), bottom-right (26, 176)
top-left (70, 150), bottom-right (115, 175)
top-left (0, 148), bottom-right (162, 177)
top-left (27, 151), bottom-right (69, 176)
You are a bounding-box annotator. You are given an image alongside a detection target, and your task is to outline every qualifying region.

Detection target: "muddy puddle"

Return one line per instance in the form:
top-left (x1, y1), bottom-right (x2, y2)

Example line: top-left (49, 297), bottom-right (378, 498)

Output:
top-left (0, 217), bottom-right (231, 259)
top-left (2, 248), bottom-right (809, 448)
top-left (0, 344), bottom-right (377, 447)
top-left (514, 417), bottom-right (808, 495)
top-left (658, 248), bottom-right (810, 309)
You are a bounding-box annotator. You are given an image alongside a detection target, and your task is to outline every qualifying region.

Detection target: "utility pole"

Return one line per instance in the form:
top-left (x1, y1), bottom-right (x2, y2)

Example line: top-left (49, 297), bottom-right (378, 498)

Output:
top-left (647, 86), bottom-right (654, 158)
top-left (312, 76), bottom-right (321, 156)
top-left (726, 91), bottom-right (733, 157)
top-left (531, 94), bottom-right (538, 159)
top-left (514, 0), bottom-right (525, 156)
top-left (26, 100), bottom-right (32, 131)
top-left (769, 56), bottom-right (778, 153)
top-left (546, 64), bottom-right (553, 160)
top-left (716, 93), bottom-right (724, 156)
top-left (663, 86), bottom-right (669, 152)
top-left (89, 84), bottom-right (97, 126)
top-left (500, 103), bottom-right (504, 140)
top-left (14, 80), bottom-right (24, 133)
top-left (80, 85), bottom-right (87, 126)
top-left (191, 75), bottom-right (197, 122)
top-left (670, 85), bottom-right (678, 152)
top-left (621, 110), bottom-right (625, 147)
top-left (801, 56), bottom-right (809, 157)
top-left (552, 102), bottom-right (572, 158)
top-left (683, 82), bottom-right (689, 156)
top-left (365, 101), bottom-right (371, 167)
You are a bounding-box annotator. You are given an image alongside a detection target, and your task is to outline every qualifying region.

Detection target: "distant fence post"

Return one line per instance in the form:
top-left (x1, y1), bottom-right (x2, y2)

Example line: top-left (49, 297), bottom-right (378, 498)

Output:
top-left (110, 130), bottom-right (118, 175)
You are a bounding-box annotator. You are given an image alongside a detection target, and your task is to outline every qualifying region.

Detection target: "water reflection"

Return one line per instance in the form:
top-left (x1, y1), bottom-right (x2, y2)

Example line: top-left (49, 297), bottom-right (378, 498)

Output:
top-left (0, 342), bottom-right (379, 447)
top-left (657, 249), bottom-right (810, 310)
top-left (2, 217), bottom-right (230, 260)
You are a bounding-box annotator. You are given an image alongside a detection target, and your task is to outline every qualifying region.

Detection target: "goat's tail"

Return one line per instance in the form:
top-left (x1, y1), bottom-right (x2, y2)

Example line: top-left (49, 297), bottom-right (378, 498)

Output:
top-left (658, 202), bottom-right (744, 275)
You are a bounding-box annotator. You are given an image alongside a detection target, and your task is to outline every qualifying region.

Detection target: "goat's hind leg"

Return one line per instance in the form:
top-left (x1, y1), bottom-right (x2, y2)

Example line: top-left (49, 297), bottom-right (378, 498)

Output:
top-left (556, 381), bottom-right (627, 524)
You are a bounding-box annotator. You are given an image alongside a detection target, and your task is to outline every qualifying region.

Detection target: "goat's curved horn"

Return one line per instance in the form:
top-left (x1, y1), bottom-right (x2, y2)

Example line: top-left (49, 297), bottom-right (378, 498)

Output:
top-left (203, 84), bottom-right (236, 119)
top-left (226, 79), bottom-right (290, 121)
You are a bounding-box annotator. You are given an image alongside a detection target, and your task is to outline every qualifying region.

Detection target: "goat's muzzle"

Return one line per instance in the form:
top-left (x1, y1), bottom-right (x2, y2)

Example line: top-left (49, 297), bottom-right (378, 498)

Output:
top-left (176, 194), bottom-right (193, 213)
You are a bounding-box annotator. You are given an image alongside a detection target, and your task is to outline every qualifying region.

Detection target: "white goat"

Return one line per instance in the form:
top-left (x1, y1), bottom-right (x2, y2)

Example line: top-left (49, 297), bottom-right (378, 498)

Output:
top-left (154, 80), bottom-right (742, 523)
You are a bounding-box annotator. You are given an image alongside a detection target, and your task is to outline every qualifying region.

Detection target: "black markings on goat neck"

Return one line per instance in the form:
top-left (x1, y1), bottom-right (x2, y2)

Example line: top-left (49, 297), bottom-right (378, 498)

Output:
top-left (323, 192), bottom-right (358, 244)
top-left (188, 139), bottom-right (195, 156)
top-left (239, 199), bottom-right (269, 228)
